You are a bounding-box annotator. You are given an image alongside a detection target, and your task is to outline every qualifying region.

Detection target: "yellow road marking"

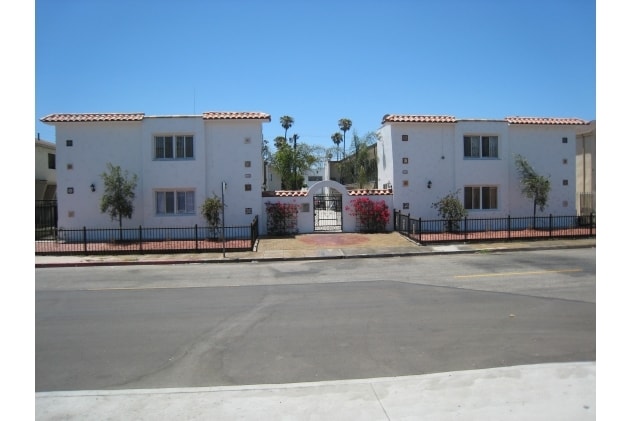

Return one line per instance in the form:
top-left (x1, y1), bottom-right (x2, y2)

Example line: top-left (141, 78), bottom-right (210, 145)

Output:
top-left (454, 268), bottom-right (583, 279)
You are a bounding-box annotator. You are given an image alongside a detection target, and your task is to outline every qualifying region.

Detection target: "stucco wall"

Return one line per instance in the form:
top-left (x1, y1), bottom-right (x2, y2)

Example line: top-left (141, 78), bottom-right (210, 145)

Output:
top-left (54, 121), bottom-right (144, 229)
top-left (205, 120), bottom-right (266, 227)
top-left (506, 124), bottom-right (577, 217)
top-left (380, 120), bottom-right (579, 220)
top-left (50, 116), bottom-right (267, 230)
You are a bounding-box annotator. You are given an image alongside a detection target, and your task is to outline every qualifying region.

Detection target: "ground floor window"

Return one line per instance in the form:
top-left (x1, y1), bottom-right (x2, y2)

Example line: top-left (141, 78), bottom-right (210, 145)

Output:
top-left (464, 186), bottom-right (497, 210)
top-left (156, 190), bottom-right (195, 215)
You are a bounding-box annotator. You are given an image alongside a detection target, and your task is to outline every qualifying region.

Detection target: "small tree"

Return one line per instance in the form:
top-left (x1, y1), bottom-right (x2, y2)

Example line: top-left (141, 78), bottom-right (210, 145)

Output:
top-left (514, 154), bottom-right (551, 227)
top-left (100, 163), bottom-right (138, 241)
top-left (200, 195), bottom-right (223, 239)
top-left (431, 190), bottom-right (467, 233)
top-left (270, 142), bottom-right (317, 190)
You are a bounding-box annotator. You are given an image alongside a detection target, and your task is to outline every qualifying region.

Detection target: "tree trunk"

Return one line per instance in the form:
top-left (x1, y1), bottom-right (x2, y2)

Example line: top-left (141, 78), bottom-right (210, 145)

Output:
top-left (532, 200), bottom-right (537, 229)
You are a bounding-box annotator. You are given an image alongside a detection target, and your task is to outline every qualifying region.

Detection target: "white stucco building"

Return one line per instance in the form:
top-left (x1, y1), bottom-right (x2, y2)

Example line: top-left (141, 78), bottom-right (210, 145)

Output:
top-left (40, 111), bottom-right (592, 238)
top-left (41, 112), bottom-right (271, 231)
top-left (376, 115), bottom-right (591, 220)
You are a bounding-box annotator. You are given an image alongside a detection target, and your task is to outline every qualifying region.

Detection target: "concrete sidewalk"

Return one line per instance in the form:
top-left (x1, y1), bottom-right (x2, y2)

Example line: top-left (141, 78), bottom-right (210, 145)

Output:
top-left (35, 233), bottom-right (596, 267)
top-left (36, 362), bottom-right (595, 421)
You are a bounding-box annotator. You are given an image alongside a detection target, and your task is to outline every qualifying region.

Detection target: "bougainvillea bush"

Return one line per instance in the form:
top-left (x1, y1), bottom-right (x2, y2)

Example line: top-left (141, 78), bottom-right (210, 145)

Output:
top-left (265, 202), bottom-right (300, 235)
top-left (345, 197), bottom-right (390, 232)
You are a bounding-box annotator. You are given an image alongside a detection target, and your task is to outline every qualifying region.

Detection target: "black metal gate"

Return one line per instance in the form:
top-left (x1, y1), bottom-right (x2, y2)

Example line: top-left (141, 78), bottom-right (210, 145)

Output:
top-left (36, 200), bottom-right (58, 240)
top-left (313, 194), bottom-right (342, 232)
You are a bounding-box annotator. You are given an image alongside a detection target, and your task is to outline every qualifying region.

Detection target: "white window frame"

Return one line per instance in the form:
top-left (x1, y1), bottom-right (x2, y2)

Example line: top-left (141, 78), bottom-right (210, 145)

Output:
top-left (464, 186), bottom-right (498, 210)
top-left (464, 135), bottom-right (499, 159)
top-left (155, 190), bottom-right (196, 215)
top-left (154, 135), bottom-right (194, 160)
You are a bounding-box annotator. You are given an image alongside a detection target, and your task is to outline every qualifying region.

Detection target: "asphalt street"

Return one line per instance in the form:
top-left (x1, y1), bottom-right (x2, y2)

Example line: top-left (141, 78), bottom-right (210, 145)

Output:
top-left (36, 249), bottom-right (596, 393)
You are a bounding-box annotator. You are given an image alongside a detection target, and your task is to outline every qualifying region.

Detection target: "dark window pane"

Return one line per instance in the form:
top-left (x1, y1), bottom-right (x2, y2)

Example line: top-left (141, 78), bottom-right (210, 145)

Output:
top-left (165, 192), bottom-right (175, 213)
top-left (164, 136), bottom-right (174, 158)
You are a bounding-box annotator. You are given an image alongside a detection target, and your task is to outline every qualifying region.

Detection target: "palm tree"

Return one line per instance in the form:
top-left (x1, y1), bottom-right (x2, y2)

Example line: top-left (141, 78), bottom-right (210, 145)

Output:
top-left (331, 132), bottom-right (343, 160)
top-left (273, 136), bottom-right (287, 149)
top-left (280, 115), bottom-right (294, 143)
top-left (338, 118), bottom-right (352, 158)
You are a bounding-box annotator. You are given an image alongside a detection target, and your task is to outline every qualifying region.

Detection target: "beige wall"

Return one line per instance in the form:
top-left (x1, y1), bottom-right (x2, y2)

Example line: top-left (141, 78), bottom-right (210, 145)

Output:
top-left (35, 139), bottom-right (57, 200)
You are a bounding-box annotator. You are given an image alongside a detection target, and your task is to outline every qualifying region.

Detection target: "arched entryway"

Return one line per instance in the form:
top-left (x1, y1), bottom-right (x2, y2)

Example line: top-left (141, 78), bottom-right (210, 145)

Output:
top-left (308, 181), bottom-right (347, 232)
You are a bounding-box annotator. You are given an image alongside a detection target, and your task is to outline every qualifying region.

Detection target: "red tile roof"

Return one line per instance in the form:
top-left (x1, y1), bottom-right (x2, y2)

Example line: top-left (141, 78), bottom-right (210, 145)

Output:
top-left (41, 111), bottom-right (272, 123)
top-left (348, 189), bottom-right (393, 196)
top-left (203, 111), bottom-right (271, 121)
top-left (268, 190), bottom-right (309, 197)
top-left (263, 189), bottom-right (393, 197)
top-left (382, 114), bottom-right (589, 126)
top-left (382, 114), bottom-right (456, 124)
top-left (505, 116), bottom-right (589, 125)
top-left (40, 113), bottom-right (145, 122)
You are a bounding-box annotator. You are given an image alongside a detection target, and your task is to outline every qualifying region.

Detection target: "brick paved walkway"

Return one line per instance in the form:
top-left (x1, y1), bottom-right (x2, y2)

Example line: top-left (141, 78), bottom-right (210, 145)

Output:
top-left (258, 232), bottom-right (416, 250)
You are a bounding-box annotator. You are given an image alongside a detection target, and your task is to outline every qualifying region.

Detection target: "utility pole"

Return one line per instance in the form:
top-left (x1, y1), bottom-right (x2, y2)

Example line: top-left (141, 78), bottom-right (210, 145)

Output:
top-left (292, 134), bottom-right (299, 190)
top-left (221, 181), bottom-right (226, 257)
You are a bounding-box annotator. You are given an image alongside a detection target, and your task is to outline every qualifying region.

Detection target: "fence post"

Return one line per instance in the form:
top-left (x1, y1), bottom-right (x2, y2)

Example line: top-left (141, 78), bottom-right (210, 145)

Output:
top-left (418, 217), bottom-right (422, 243)
top-left (407, 213), bottom-right (411, 237)
top-left (250, 218), bottom-right (255, 250)
top-left (507, 215), bottom-right (511, 240)
top-left (549, 214), bottom-right (553, 237)
top-left (83, 227), bottom-right (87, 255)
top-left (464, 217), bottom-right (468, 242)
top-left (139, 226), bottom-right (143, 253)
top-left (589, 212), bottom-right (594, 236)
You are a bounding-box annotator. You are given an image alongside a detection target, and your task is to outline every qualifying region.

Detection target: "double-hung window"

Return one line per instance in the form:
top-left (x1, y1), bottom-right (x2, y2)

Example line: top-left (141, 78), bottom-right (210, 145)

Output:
top-left (156, 190), bottom-right (195, 215)
top-left (154, 135), bottom-right (194, 159)
top-left (464, 186), bottom-right (498, 210)
top-left (464, 135), bottom-right (498, 158)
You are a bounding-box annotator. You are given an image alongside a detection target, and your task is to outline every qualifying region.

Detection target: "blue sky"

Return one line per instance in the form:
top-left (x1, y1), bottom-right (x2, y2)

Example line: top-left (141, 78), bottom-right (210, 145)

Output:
top-left (34, 0), bottom-right (596, 151)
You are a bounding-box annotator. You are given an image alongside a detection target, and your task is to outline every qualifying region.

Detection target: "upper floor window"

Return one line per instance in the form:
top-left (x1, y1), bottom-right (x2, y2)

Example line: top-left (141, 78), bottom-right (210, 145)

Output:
top-left (156, 190), bottom-right (195, 215)
top-left (464, 135), bottom-right (498, 158)
top-left (154, 135), bottom-right (194, 159)
top-left (464, 186), bottom-right (498, 210)
top-left (48, 153), bottom-right (56, 169)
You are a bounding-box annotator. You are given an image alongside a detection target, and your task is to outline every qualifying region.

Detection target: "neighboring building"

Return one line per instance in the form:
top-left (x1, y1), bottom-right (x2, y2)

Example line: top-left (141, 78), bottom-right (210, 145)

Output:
top-left (328, 143), bottom-right (378, 189)
top-left (304, 166), bottom-right (326, 190)
top-left (576, 120), bottom-right (596, 216)
top-left (376, 115), bottom-right (591, 220)
top-left (35, 137), bottom-right (57, 200)
top-left (40, 112), bottom-right (271, 230)
top-left (263, 162), bottom-right (283, 192)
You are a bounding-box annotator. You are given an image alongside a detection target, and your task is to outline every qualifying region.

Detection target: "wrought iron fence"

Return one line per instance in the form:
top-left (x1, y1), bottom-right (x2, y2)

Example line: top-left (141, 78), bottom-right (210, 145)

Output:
top-left (394, 210), bottom-right (595, 244)
top-left (35, 216), bottom-right (259, 255)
